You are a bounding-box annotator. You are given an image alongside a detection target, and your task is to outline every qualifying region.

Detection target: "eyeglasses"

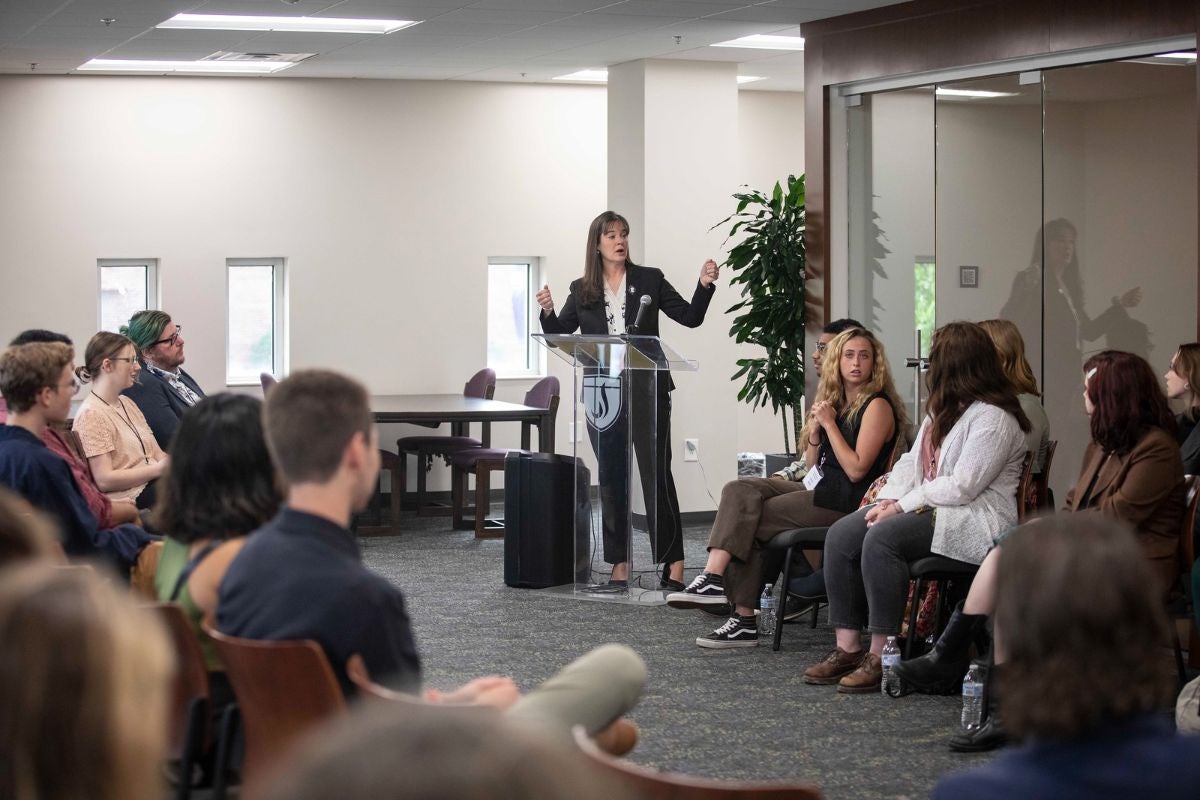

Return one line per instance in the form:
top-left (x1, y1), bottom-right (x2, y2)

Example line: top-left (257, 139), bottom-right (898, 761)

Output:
top-left (110, 357), bottom-right (137, 365)
top-left (814, 343), bottom-right (828, 353)
top-left (151, 325), bottom-right (182, 347)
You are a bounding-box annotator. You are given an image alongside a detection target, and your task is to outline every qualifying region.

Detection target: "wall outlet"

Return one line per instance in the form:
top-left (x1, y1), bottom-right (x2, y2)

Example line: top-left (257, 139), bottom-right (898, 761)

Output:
top-left (684, 438), bottom-right (699, 461)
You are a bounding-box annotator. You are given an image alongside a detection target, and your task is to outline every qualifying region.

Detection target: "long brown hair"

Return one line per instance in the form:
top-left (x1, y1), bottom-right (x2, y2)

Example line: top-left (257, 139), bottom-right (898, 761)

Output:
top-left (925, 321), bottom-right (1031, 448)
top-left (800, 328), bottom-right (909, 456)
top-left (579, 211), bottom-right (637, 306)
top-left (76, 331), bottom-right (134, 384)
top-left (978, 319), bottom-right (1039, 396)
top-left (997, 514), bottom-right (1172, 740)
top-left (1171, 343), bottom-right (1200, 418)
top-left (1084, 350), bottom-right (1176, 454)
top-left (0, 564), bottom-right (173, 800)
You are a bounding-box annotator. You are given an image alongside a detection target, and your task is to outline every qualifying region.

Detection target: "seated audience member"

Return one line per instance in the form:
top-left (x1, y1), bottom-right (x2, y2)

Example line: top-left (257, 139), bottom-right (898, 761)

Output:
top-left (74, 332), bottom-right (169, 510)
top-left (0, 343), bottom-right (153, 570)
top-left (217, 369), bottom-right (645, 738)
top-left (258, 703), bottom-right (626, 800)
top-left (120, 310), bottom-right (204, 450)
top-left (154, 393), bottom-right (282, 700)
top-left (667, 327), bottom-right (907, 649)
top-left (1164, 342), bottom-right (1200, 473)
top-left (932, 515), bottom-right (1200, 800)
top-left (802, 321), bottom-right (1030, 694)
top-left (979, 319), bottom-right (1050, 476)
top-left (0, 563), bottom-right (173, 800)
top-left (0, 486), bottom-right (60, 566)
top-left (898, 349), bottom-right (1185, 751)
top-left (0, 330), bottom-right (139, 527)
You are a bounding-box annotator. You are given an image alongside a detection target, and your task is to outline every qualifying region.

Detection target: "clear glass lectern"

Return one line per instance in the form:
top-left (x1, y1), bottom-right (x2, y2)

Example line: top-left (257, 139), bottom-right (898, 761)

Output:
top-left (532, 334), bottom-right (698, 604)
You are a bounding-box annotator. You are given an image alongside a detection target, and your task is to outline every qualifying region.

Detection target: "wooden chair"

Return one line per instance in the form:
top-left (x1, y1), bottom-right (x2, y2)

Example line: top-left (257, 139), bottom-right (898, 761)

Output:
top-left (572, 727), bottom-right (824, 800)
top-left (1172, 475), bottom-right (1200, 682)
top-left (346, 654), bottom-right (484, 714)
top-left (205, 627), bottom-right (346, 790)
top-left (153, 603), bottom-right (217, 800)
top-left (449, 376), bottom-right (560, 538)
top-left (397, 368), bottom-right (496, 516)
top-left (1019, 440), bottom-right (1057, 522)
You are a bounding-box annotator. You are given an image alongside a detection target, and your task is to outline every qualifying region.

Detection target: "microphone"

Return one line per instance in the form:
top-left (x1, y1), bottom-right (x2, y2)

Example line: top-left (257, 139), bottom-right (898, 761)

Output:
top-left (628, 295), bottom-right (651, 334)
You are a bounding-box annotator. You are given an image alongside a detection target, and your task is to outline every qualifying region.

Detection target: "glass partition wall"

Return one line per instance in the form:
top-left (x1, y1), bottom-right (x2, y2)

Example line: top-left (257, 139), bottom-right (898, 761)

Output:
top-left (844, 50), bottom-right (1197, 501)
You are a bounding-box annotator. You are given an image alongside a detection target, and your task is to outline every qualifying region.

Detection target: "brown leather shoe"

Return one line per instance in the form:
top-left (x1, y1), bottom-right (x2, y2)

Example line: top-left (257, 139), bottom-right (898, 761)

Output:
top-left (837, 652), bottom-right (883, 694)
top-left (593, 718), bottom-right (639, 756)
top-left (803, 647), bottom-right (868, 685)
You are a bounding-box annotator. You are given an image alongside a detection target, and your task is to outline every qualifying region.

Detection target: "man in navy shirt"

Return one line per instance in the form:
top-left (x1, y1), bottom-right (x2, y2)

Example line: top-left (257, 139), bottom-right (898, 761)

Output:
top-left (219, 369), bottom-right (644, 738)
top-left (0, 342), bottom-right (153, 570)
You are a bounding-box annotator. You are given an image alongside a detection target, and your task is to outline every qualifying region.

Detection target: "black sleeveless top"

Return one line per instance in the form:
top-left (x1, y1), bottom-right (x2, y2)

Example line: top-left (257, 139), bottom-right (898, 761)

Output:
top-left (812, 391), bottom-right (898, 513)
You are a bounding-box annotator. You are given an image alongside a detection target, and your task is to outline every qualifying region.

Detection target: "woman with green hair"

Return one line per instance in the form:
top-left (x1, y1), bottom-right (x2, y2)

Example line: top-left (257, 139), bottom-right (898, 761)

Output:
top-left (120, 310), bottom-right (205, 450)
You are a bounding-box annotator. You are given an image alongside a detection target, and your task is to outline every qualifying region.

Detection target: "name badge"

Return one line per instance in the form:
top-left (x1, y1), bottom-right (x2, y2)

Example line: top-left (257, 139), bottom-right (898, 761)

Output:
top-left (803, 465), bottom-right (823, 491)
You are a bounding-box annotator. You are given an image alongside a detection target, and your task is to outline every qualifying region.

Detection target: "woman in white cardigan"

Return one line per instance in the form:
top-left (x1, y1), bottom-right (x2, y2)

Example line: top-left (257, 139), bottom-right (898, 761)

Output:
top-left (801, 321), bottom-right (1031, 694)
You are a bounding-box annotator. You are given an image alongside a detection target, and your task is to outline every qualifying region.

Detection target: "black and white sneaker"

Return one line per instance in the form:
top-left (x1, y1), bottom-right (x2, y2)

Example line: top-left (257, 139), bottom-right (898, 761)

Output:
top-left (665, 572), bottom-right (727, 609)
top-left (696, 616), bottom-right (758, 649)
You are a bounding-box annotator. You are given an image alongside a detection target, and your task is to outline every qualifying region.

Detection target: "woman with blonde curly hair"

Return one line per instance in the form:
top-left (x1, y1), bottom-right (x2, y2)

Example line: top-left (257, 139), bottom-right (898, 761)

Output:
top-left (0, 563), bottom-right (173, 800)
top-left (979, 319), bottom-right (1050, 475)
top-left (668, 327), bottom-right (908, 648)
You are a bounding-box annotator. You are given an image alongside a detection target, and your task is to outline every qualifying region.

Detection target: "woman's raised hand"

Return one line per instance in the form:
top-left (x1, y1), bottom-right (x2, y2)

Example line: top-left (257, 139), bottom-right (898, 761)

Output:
top-left (700, 259), bottom-right (720, 287)
top-left (535, 284), bottom-right (555, 313)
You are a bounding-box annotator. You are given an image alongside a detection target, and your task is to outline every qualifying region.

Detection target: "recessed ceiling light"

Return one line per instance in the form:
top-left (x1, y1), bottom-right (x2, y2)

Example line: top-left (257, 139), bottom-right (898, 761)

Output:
top-left (737, 75), bottom-right (766, 84)
top-left (552, 69), bottom-right (608, 82)
top-left (1155, 51), bottom-right (1197, 60)
top-left (935, 87), bottom-right (1019, 99)
top-left (156, 14), bottom-right (418, 35)
top-left (77, 58), bottom-right (297, 74)
top-left (712, 34), bottom-right (804, 51)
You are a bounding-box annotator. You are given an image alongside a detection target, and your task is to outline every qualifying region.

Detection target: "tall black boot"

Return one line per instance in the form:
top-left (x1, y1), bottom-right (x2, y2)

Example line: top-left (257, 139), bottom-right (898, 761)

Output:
top-left (949, 664), bottom-right (1007, 752)
top-left (893, 601), bottom-right (985, 695)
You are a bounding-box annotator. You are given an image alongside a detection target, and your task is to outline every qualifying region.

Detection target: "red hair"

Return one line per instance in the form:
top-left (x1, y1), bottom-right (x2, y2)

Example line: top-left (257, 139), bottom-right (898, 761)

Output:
top-left (1083, 350), bottom-right (1176, 454)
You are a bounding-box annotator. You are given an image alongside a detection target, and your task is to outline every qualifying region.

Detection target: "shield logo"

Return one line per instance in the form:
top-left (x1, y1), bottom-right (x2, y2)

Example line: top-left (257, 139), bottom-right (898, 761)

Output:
top-left (582, 374), bottom-right (622, 431)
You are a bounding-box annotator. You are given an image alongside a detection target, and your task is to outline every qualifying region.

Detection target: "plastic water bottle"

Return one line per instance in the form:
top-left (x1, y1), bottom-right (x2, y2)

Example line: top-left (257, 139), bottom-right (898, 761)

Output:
top-left (881, 636), bottom-right (901, 696)
top-left (961, 662), bottom-right (984, 732)
top-left (759, 584), bottom-right (777, 637)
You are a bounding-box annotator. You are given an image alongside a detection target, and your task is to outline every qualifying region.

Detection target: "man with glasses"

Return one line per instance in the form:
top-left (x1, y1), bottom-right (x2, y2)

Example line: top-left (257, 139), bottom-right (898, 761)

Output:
top-left (121, 310), bottom-right (206, 450)
top-left (0, 341), bottom-right (154, 571)
top-left (0, 330), bottom-right (140, 528)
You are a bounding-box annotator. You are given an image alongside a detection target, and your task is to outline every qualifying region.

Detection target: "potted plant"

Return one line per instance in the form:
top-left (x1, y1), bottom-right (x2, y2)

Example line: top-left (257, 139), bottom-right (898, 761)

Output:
top-left (714, 174), bottom-right (807, 470)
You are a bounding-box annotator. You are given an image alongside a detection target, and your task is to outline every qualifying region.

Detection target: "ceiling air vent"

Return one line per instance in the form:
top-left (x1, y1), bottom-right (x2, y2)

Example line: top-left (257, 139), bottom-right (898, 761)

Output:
top-left (203, 51), bottom-right (315, 63)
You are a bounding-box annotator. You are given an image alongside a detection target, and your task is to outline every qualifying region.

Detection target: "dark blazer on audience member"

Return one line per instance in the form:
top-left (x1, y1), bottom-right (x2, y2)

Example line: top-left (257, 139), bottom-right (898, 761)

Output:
top-left (217, 507), bottom-right (422, 698)
top-left (539, 263), bottom-right (714, 391)
top-left (932, 714), bottom-right (1200, 800)
top-left (122, 365), bottom-right (205, 451)
top-left (0, 425), bottom-right (152, 569)
top-left (1065, 427), bottom-right (1186, 595)
top-left (1176, 412), bottom-right (1200, 475)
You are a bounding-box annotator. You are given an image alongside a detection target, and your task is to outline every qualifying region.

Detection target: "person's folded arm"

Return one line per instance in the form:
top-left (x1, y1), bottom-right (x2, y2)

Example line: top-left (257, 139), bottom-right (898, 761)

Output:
top-left (1097, 435), bottom-right (1183, 529)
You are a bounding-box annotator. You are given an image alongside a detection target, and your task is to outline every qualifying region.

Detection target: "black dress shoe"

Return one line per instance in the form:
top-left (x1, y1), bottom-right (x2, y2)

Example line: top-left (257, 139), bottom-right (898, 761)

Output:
top-left (948, 714), bottom-right (1007, 753)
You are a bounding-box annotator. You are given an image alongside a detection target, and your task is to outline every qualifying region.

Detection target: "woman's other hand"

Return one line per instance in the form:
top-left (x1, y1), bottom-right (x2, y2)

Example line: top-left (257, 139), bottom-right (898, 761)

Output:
top-left (699, 259), bottom-right (720, 288)
top-left (535, 284), bottom-right (555, 314)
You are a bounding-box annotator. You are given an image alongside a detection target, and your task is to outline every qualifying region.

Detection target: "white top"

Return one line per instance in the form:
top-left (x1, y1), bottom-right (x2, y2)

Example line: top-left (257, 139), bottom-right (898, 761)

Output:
top-left (876, 401), bottom-right (1027, 565)
top-left (603, 273), bottom-right (627, 336)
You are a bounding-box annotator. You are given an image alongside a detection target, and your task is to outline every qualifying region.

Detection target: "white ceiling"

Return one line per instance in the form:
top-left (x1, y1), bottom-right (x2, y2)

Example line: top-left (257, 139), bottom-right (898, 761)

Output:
top-left (0, 0), bottom-right (907, 91)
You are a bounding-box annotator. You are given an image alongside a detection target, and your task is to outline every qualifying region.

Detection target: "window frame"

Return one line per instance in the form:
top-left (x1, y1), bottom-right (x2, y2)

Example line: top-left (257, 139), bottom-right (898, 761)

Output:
top-left (97, 258), bottom-right (159, 333)
top-left (225, 257), bottom-right (288, 387)
top-left (486, 257), bottom-right (545, 380)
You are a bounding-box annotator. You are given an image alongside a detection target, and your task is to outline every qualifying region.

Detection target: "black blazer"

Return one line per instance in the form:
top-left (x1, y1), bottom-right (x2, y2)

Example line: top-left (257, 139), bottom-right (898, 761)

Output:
top-left (122, 365), bottom-right (206, 451)
top-left (539, 264), bottom-right (715, 391)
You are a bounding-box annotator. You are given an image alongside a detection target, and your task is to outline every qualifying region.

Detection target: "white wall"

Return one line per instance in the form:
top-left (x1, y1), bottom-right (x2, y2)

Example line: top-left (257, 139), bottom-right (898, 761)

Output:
top-left (0, 75), bottom-right (806, 510)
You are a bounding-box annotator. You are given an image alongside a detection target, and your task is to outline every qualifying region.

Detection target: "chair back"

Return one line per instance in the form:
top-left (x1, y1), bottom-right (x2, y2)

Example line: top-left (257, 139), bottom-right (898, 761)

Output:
top-left (523, 375), bottom-right (560, 410)
top-left (346, 654), bottom-right (483, 713)
top-left (1178, 475), bottom-right (1200, 572)
top-left (1015, 450), bottom-right (1036, 523)
top-left (153, 603), bottom-right (212, 760)
top-left (1030, 440), bottom-right (1057, 512)
top-left (205, 627), bottom-right (346, 783)
top-left (464, 368), bottom-right (497, 400)
top-left (572, 727), bottom-right (823, 800)
top-left (260, 373), bottom-right (278, 394)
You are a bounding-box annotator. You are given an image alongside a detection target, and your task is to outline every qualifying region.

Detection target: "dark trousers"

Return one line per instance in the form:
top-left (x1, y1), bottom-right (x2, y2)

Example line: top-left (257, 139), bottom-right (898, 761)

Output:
top-left (824, 506), bottom-right (935, 634)
top-left (587, 373), bottom-right (683, 565)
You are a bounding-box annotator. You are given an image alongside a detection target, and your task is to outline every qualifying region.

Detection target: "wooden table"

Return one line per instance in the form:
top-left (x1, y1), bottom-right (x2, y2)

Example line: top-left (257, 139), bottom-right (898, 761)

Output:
top-left (371, 394), bottom-right (554, 452)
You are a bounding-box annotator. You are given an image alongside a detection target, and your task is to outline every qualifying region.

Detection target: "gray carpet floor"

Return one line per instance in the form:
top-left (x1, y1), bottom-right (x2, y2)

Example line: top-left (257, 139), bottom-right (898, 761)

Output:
top-left (358, 513), bottom-right (994, 800)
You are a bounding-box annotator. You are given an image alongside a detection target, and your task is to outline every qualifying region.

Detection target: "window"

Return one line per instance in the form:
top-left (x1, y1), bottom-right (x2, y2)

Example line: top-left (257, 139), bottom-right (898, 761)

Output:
top-left (98, 259), bottom-right (158, 333)
top-left (227, 258), bottom-right (287, 385)
top-left (914, 258), bottom-right (936, 357)
top-left (487, 258), bottom-right (542, 377)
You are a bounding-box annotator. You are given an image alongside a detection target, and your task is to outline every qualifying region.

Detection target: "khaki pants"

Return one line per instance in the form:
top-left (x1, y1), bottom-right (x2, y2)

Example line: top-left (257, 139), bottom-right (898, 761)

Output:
top-left (707, 478), bottom-right (845, 608)
top-left (508, 644), bottom-right (645, 737)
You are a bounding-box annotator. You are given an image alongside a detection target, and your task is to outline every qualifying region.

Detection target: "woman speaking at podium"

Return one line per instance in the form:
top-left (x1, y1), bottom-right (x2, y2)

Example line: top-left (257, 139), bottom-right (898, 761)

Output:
top-left (537, 210), bottom-right (718, 590)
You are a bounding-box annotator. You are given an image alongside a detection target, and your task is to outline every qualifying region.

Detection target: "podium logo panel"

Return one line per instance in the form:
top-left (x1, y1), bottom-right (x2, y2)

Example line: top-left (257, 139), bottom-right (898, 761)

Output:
top-left (583, 374), bottom-right (622, 431)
